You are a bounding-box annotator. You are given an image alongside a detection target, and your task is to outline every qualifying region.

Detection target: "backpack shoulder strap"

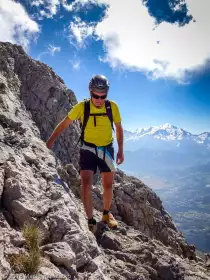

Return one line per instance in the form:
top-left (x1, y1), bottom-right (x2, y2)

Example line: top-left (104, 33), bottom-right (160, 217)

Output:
top-left (81, 99), bottom-right (90, 141)
top-left (105, 100), bottom-right (114, 130)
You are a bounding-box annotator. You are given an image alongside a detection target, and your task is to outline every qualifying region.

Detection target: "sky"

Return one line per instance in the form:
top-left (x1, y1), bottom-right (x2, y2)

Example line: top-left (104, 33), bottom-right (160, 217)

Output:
top-left (0, 0), bottom-right (210, 134)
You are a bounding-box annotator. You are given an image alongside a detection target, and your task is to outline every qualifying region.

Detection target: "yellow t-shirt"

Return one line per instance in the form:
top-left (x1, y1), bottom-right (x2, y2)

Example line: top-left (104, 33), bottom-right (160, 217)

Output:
top-left (68, 99), bottom-right (121, 146)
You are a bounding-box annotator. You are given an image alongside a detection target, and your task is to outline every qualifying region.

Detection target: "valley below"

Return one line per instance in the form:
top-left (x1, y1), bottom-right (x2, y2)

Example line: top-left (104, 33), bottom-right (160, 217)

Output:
top-left (122, 162), bottom-right (210, 253)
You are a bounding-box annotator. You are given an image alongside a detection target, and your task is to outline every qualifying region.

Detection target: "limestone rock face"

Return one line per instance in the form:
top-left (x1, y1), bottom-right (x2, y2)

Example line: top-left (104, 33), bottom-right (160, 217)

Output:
top-left (0, 42), bottom-right (210, 280)
top-left (0, 42), bottom-right (80, 169)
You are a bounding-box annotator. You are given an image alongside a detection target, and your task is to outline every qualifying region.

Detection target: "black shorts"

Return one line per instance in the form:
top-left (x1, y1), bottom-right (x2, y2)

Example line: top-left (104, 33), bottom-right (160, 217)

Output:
top-left (79, 142), bottom-right (116, 174)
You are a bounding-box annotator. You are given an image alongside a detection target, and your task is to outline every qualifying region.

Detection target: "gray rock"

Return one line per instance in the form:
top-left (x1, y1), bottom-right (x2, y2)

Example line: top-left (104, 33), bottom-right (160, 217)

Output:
top-left (0, 245), bottom-right (11, 280)
top-left (0, 41), bottom-right (209, 280)
top-left (41, 242), bottom-right (76, 270)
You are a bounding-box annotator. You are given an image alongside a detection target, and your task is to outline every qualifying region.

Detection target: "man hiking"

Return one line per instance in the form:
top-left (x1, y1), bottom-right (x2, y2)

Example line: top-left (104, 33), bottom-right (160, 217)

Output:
top-left (46, 75), bottom-right (124, 233)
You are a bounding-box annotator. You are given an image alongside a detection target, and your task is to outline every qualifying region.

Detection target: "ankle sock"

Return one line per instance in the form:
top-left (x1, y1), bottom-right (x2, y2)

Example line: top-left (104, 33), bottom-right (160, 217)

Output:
top-left (88, 218), bottom-right (96, 225)
top-left (103, 210), bottom-right (109, 215)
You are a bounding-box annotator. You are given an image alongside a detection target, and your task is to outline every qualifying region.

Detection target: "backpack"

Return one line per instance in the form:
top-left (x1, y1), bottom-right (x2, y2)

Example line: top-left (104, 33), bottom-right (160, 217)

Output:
top-left (80, 99), bottom-right (114, 144)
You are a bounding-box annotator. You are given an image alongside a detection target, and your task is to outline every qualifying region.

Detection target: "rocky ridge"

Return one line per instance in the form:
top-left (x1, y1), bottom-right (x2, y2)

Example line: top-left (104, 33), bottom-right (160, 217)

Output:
top-left (0, 42), bottom-right (210, 280)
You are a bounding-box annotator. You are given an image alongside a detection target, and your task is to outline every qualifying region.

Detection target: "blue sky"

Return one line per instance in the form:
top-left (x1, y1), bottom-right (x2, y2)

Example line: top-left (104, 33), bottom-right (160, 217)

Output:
top-left (1, 0), bottom-right (210, 134)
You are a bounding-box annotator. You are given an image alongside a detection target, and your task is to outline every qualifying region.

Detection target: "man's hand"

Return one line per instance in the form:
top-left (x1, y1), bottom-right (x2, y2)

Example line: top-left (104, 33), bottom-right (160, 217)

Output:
top-left (116, 150), bottom-right (124, 165)
top-left (46, 138), bottom-right (54, 149)
top-left (46, 116), bottom-right (73, 150)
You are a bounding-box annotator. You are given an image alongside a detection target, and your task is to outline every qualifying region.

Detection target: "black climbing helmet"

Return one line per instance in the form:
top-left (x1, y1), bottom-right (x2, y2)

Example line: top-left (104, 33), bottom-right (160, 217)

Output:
top-left (89, 75), bottom-right (110, 93)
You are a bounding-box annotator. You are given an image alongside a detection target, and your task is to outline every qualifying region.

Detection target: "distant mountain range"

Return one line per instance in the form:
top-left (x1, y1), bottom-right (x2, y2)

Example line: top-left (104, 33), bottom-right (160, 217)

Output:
top-left (123, 123), bottom-right (210, 152)
top-left (113, 123), bottom-right (210, 178)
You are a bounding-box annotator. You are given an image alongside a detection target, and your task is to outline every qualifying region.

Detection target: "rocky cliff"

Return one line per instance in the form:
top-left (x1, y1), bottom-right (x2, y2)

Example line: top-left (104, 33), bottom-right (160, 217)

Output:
top-left (0, 42), bottom-right (209, 280)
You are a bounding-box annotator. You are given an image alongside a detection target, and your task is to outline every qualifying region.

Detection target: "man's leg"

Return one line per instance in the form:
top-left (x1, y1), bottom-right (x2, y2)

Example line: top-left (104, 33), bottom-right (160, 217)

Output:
top-left (80, 170), bottom-right (94, 220)
top-left (101, 171), bottom-right (118, 228)
top-left (101, 172), bottom-right (115, 211)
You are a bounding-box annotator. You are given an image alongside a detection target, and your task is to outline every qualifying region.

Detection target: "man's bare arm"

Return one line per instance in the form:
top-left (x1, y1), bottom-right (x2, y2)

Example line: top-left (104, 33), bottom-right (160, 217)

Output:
top-left (115, 122), bottom-right (124, 165)
top-left (46, 116), bottom-right (73, 149)
top-left (115, 122), bottom-right (123, 151)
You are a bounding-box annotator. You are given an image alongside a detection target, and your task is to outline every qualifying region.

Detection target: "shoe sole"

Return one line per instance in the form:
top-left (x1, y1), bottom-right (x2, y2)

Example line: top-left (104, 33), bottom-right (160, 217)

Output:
top-left (102, 221), bottom-right (118, 229)
top-left (88, 225), bottom-right (97, 234)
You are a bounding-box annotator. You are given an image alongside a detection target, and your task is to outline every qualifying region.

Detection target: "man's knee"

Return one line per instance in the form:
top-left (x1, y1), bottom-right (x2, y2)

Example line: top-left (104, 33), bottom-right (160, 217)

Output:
top-left (102, 172), bottom-right (115, 188)
top-left (80, 170), bottom-right (93, 187)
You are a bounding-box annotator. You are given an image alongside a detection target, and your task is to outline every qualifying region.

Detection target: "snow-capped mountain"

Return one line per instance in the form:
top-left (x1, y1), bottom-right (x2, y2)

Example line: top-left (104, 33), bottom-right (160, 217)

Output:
top-left (123, 123), bottom-right (210, 151)
top-left (118, 123), bottom-right (210, 183)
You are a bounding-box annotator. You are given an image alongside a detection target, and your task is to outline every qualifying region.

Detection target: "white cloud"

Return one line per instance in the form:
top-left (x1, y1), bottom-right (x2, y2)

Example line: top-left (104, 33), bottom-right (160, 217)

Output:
top-left (63, 0), bottom-right (101, 11)
top-left (37, 44), bottom-right (61, 60)
top-left (30, 0), bottom-right (73, 17)
top-left (31, 0), bottom-right (44, 7)
top-left (48, 44), bottom-right (61, 55)
top-left (31, 0), bottom-right (61, 18)
top-left (46, 0), bottom-right (60, 15)
top-left (31, 0), bottom-right (100, 18)
top-left (69, 0), bottom-right (210, 82)
top-left (39, 9), bottom-right (52, 18)
top-left (69, 17), bottom-right (94, 48)
top-left (69, 52), bottom-right (81, 71)
top-left (73, 61), bottom-right (80, 70)
top-left (0, 0), bottom-right (39, 50)
top-left (70, 59), bottom-right (81, 70)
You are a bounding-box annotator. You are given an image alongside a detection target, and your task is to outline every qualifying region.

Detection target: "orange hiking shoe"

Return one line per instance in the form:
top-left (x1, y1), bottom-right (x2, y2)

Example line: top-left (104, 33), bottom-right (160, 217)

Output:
top-left (102, 212), bottom-right (118, 229)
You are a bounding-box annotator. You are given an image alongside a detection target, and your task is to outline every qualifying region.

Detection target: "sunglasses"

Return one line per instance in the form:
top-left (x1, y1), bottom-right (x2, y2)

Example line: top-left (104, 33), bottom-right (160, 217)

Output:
top-left (91, 92), bottom-right (107, 100)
